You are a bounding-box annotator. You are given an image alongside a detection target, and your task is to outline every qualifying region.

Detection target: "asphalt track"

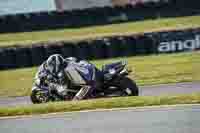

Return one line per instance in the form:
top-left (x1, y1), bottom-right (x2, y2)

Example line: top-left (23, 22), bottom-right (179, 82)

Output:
top-left (0, 104), bottom-right (200, 133)
top-left (0, 82), bottom-right (200, 107)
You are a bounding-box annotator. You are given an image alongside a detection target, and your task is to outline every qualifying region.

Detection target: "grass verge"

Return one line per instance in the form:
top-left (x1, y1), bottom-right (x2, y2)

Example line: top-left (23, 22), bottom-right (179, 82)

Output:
top-left (0, 93), bottom-right (200, 117)
top-left (0, 15), bottom-right (200, 47)
top-left (0, 51), bottom-right (199, 97)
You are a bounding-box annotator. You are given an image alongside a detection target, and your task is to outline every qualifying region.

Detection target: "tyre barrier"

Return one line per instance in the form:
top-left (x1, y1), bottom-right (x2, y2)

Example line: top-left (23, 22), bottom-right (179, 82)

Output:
top-left (0, 1), bottom-right (200, 33)
top-left (44, 42), bottom-right (63, 58)
top-left (61, 42), bottom-right (76, 58)
top-left (75, 41), bottom-right (92, 60)
top-left (0, 48), bottom-right (16, 69)
top-left (0, 27), bottom-right (200, 70)
top-left (30, 45), bottom-right (47, 66)
top-left (104, 37), bottom-right (123, 58)
top-left (15, 47), bottom-right (32, 68)
top-left (89, 39), bottom-right (107, 59)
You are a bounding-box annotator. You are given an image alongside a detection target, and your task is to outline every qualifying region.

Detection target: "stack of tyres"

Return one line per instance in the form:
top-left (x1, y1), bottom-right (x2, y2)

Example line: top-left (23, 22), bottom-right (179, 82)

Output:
top-left (64, 11), bottom-right (78, 27)
top-left (134, 35), bottom-right (147, 55)
top-left (146, 32), bottom-right (160, 54)
top-left (0, 48), bottom-right (16, 69)
top-left (0, 1), bottom-right (200, 33)
top-left (105, 7), bottom-right (121, 24)
top-left (113, 36), bottom-right (130, 57)
top-left (76, 10), bottom-right (92, 26)
top-left (173, 0), bottom-right (200, 9)
top-left (30, 45), bottom-right (47, 66)
top-left (61, 42), bottom-right (77, 58)
top-left (54, 11), bottom-right (68, 28)
top-left (125, 5), bottom-right (142, 21)
top-left (120, 5), bottom-right (137, 21)
top-left (134, 3), bottom-right (155, 20)
top-left (75, 41), bottom-right (91, 60)
top-left (89, 39), bottom-right (107, 59)
top-left (44, 42), bottom-right (63, 58)
top-left (46, 12), bottom-right (57, 29)
top-left (15, 47), bottom-right (32, 68)
top-left (3, 15), bottom-right (15, 33)
top-left (0, 49), bottom-right (7, 70)
top-left (117, 36), bottom-right (134, 57)
top-left (104, 37), bottom-right (124, 58)
top-left (16, 14), bottom-right (24, 32)
top-left (87, 8), bottom-right (105, 25)
top-left (69, 10), bottom-right (85, 27)
top-left (123, 36), bottom-right (137, 56)
top-left (140, 34), bottom-right (157, 55)
top-left (0, 16), bottom-right (6, 33)
top-left (73, 9), bottom-right (84, 27)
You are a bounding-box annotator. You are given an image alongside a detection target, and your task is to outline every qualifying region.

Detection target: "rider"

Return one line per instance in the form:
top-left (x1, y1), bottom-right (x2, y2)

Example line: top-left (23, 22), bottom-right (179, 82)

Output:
top-left (34, 54), bottom-right (96, 101)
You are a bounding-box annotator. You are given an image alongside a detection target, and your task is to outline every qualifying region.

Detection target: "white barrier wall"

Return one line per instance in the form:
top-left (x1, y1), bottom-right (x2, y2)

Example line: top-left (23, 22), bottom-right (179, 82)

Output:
top-left (0, 0), bottom-right (55, 15)
top-left (55, 0), bottom-right (111, 11)
top-left (54, 0), bottom-right (162, 11)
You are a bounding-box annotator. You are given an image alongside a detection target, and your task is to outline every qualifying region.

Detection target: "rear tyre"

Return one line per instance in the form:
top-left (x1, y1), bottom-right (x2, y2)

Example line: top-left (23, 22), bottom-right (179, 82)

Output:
top-left (119, 77), bottom-right (139, 96)
top-left (30, 90), bottom-right (50, 104)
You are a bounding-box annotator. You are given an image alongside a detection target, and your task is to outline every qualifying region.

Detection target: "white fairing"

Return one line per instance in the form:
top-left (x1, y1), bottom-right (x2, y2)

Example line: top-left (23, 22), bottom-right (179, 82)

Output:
top-left (35, 79), bottom-right (41, 86)
top-left (32, 86), bottom-right (40, 91)
top-left (64, 63), bottom-right (87, 85)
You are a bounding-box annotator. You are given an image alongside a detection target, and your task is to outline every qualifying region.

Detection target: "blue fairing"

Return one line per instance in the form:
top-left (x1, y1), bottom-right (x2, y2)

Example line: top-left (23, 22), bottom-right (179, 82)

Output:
top-left (37, 86), bottom-right (49, 92)
top-left (75, 63), bottom-right (95, 82)
top-left (102, 61), bottom-right (124, 73)
top-left (32, 85), bottom-right (49, 93)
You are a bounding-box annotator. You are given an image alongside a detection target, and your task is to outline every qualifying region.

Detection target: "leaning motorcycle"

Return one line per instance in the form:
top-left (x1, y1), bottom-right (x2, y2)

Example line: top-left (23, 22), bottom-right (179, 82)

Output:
top-left (30, 60), bottom-right (139, 104)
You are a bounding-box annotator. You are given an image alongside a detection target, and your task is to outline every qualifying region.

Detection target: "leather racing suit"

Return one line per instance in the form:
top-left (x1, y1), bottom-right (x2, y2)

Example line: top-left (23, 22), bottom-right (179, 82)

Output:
top-left (34, 57), bottom-right (99, 101)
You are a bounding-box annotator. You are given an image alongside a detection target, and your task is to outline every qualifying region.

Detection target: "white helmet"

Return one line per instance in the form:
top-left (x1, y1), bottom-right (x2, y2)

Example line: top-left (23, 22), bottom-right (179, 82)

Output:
top-left (45, 54), bottom-right (64, 75)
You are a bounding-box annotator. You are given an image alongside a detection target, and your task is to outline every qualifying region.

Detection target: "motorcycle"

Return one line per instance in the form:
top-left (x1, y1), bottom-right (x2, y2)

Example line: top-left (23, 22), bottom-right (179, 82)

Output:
top-left (30, 60), bottom-right (139, 104)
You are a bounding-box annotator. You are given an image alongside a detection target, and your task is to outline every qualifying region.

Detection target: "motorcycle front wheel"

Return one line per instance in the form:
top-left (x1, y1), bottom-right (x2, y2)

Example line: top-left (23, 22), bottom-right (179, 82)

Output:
top-left (30, 90), bottom-right (50, 104)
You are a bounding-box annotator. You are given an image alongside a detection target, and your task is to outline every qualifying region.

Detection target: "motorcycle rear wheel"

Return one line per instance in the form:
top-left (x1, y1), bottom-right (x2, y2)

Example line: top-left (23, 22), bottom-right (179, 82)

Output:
top-left (119, 77), bottom-right (139, 96)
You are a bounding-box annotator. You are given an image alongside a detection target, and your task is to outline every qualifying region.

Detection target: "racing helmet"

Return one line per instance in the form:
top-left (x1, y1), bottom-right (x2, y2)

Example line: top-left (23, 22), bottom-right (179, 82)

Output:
top-left (45, 54), bottom-right (64, 76)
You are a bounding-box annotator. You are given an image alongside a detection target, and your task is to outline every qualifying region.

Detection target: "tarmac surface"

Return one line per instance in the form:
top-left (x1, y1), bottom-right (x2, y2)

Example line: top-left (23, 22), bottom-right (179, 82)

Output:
top-left (0, 82), bottom-right (200, 107)
top-left (0, 104), bottom-right (200, 133)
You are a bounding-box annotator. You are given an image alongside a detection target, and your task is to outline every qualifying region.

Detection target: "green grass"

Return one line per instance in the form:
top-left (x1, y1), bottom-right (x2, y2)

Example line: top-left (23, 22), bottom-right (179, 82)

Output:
top-left (0, 51), bottom-right (199, 97)
top-left (0, 93), bottom-right (200, 117)
top-left (0, 15), bottom-right (200, 47)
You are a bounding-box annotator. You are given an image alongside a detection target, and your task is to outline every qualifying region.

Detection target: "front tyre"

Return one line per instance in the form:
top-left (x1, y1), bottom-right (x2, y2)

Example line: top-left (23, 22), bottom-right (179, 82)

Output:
top-left (119, 77), bottom-right (139, 96)
top-left (30, 90), bottom-right (50, 104)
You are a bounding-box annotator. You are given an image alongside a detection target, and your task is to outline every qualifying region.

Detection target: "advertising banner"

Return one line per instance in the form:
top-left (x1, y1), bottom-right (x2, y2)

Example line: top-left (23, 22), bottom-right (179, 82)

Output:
top-left (157, 30), bottom-right (200, 53)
